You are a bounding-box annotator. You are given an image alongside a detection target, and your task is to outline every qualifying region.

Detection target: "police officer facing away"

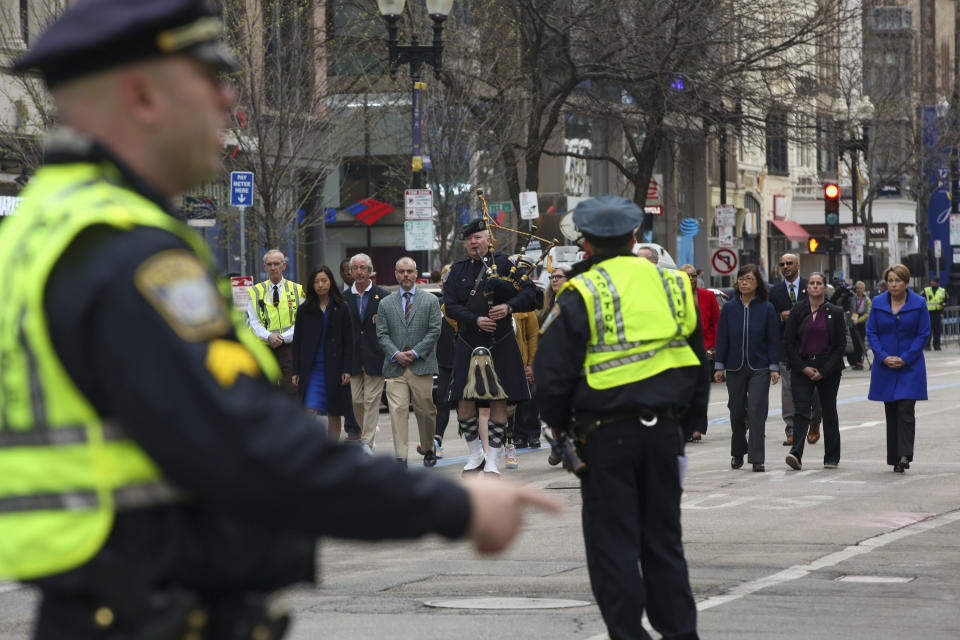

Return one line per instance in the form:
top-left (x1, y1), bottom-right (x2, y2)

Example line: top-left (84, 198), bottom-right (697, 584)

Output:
top-left (535, 195), bottom-right (705, 640)
top-left (923, 275), bottom-right (948, 350)
top-left (0, 2), bottom-right (560, 638)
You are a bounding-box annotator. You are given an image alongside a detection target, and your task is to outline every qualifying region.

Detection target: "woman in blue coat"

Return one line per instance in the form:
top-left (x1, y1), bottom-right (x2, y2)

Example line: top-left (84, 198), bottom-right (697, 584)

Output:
top-left (866, 264), bottom-right (930, 473)
top-left (714, 264), bottom-right (781, 472)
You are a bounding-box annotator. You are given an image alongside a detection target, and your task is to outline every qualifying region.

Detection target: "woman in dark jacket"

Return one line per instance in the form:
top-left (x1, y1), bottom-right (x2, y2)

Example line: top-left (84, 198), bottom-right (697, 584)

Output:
top-left (866, 263), bottom-right (930, 473)
top-left (292, 265), bottom-right (353, 440)
top-left (783, 272), bottom-right (847, 471)
top-left (714, 264), bottom-right (781, 472)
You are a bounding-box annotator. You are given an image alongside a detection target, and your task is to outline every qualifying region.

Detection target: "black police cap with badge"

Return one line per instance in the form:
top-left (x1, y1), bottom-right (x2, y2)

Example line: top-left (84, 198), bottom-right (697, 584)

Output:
top-left (461, 217), bottom-right (488, 240)
top-left (573, 194), bottom-right (645, 239)
top-left (10, 0), bottom-right (237, 88)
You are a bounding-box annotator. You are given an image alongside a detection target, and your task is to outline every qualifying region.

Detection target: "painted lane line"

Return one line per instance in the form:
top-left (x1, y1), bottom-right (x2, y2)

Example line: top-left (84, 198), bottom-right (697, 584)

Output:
top-left (694, 508), bottom-right (960, 613)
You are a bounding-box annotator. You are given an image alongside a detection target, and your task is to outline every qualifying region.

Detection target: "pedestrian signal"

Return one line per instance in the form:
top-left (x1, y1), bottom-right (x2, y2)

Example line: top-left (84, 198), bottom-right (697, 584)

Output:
top-left (808, 237), bottom-right (822, 253)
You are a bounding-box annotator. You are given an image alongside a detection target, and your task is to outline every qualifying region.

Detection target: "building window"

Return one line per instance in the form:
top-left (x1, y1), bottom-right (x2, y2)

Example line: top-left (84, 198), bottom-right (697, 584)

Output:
top-left (816, 115), bottom-right (838, 176)
top-left (765, 109), bottom-right (789, 175)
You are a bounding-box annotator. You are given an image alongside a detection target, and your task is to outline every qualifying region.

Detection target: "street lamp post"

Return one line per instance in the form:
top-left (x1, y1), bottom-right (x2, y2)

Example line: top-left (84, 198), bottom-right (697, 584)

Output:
top-left (836, 97), bottom-right (875, 227)
top-left (376, 0), bottom-right (454, 189)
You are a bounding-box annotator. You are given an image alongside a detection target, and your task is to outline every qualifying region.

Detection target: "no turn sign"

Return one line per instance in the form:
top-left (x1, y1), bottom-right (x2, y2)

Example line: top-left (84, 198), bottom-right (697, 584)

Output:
top-left (711, 248), bottom-right (738, 276)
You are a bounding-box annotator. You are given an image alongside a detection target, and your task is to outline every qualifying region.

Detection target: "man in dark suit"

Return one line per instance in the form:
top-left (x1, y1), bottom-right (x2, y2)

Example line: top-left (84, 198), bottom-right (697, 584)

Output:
top-left (768, 253), bottom-right (821, 445)
top-left (345, 253), bottom-right (389, 454)
top-left (338, 257), bottom-right (361, 441)
top-left (377, 257), bottom-right (443, 467)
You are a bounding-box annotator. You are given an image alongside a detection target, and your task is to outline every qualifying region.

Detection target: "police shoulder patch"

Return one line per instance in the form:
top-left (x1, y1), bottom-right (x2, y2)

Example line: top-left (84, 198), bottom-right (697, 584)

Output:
top-left (134, 249), bottom-right (230, 342)
top-left (539, 304), bottom-right (562, 334)
top-left (205, 339), bottom-right (261, 387)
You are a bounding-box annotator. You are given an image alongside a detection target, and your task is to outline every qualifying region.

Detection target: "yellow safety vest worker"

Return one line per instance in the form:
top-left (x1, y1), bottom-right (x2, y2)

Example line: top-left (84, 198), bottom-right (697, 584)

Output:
top-left (562, 256), bottom-right (700, 390)
top-left (249, 279), bottom-right (303, 333)
top-left (923, 286), bottom-right (947, 311)
top-left (0, 161), bottom-right (280, 580)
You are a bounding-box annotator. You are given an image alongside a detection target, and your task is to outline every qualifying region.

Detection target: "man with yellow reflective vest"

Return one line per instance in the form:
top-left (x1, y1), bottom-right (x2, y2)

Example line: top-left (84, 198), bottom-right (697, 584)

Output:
top-left (247, 249), bottom-right (304, 394)
top-left (0, 2), bottom-right (560, 638)
top-left (923, 276), bottom-right (948, 351)
top-left (535, 195), bottom-right (707, 640)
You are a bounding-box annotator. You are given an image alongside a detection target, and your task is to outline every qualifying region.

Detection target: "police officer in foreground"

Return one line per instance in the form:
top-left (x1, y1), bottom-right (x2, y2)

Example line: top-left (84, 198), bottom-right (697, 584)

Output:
top-left (0, 2), bottom-right (559, 638)
top-left (534, 195), bottom-right (706, 640)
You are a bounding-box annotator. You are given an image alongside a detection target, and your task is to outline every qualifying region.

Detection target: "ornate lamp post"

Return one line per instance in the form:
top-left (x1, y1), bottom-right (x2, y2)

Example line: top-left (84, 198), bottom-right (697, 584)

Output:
top-left (376, 0), bottom-right (454, 189)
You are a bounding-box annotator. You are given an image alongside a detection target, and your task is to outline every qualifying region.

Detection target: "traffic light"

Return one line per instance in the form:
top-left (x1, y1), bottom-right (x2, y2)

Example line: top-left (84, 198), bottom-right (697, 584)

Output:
top-left (824, 183), bottom-right (840, 226)
top-left (808, 237), bottom-right (824, 253)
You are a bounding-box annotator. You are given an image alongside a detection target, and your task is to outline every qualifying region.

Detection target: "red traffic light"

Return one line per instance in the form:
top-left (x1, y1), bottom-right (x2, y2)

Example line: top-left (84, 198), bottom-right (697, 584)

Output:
top-left (808, 237), bottom-right (821, 253)
top-left (824, 183), bottom-right (840, 199)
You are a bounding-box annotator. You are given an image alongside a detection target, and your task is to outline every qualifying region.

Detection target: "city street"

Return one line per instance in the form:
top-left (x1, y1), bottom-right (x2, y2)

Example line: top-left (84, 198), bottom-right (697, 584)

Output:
top-left (2, 352), bottom-right (959, 639)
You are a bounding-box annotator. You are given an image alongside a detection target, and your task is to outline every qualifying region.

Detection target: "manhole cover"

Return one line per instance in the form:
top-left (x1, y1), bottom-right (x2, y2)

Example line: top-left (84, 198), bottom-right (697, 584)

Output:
top-left (424, 597), bottom-right (592, 610)
top-left (836, 576), bottom-right (915, 584)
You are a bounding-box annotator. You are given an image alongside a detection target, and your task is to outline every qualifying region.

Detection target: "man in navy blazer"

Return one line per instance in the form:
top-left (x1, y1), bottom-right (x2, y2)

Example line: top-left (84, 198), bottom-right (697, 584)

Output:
top-left (345, 253), bottom-right (390, 454)
top-left (768, 253), bottom-right (821, 445)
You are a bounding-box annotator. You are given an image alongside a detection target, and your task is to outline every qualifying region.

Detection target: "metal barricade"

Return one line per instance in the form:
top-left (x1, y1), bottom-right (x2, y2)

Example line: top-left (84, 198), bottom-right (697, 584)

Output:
top-left (941, 305), bottom-right (960, 348)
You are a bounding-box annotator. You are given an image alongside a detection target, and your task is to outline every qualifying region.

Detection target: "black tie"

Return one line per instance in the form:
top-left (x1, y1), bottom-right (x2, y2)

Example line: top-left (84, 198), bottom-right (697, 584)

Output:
top-left (273, 285), bottom-right (280, 306)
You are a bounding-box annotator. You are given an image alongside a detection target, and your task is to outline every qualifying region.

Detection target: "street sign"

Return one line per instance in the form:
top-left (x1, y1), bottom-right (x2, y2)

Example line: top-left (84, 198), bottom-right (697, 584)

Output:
top-left (186, 219), bottom-right (216, 227)
top-left (711, 247), bottom-right (738, 276)
top-left (935, 239), bottom-right (942, 259)
top-left (851, 244), bottom-right (864, 265)
top-left (230, 276), bottom-right (253, 309)
top-left (404, 189), bottom-right (433, 220)
top-left (519, 191), bottom-right (540, 220)
top-left (845, 226), bottom-right (865, 247)
top-left (404, 220), bottom-right (436, 250)
top-left (230, 171), bottom-right (254, 207)
top-left (714, 204), bottom-right (736, 227)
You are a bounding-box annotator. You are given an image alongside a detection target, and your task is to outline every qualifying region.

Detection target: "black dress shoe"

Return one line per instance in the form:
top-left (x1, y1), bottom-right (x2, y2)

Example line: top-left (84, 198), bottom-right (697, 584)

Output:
top-left (731, 456), bottom-right (744, 469)
top-left (899, 456), bottom-right (910, 470)
top-left (893, 463), bottom-right (904, 473)
top-left (423, 450), bottom-right (437, 467)
top-left (752, 464), bottom-right (765, 472)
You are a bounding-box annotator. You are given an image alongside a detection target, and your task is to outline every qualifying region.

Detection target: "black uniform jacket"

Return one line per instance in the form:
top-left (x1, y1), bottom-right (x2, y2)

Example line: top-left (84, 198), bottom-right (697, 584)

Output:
top-left (783, 300), bottom-right (847, 378)
top-left (291, 298), bottom-right (353, 414)
top-left (769, 277), bottom-right (808, 336)
top-left (344, 284), bottom-right (390, 376)
top-left (443, 252), bottom-right (542, 341)
top-left (36, 143), bottom-right (470, 597)
top-left (534, 255), bottom-right (709, 428)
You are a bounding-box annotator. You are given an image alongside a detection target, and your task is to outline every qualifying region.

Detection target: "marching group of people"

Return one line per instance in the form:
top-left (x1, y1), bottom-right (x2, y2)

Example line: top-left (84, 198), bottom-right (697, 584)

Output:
top-left (246, 223), bottom-right (553, 474)
top-left (704, 253), bottom-right (936, 475)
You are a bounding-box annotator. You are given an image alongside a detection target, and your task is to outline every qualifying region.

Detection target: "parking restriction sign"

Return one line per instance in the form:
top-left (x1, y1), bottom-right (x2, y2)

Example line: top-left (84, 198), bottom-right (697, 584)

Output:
top-left (711, 248), bottom-right (738, 276)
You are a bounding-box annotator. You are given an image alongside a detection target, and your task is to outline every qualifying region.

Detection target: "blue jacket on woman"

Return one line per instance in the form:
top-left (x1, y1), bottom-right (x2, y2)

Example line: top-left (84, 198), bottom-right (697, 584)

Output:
top-left (714, 297), bottom-right (781, 372)
top-left (866, 290), bottom-right (930, 401)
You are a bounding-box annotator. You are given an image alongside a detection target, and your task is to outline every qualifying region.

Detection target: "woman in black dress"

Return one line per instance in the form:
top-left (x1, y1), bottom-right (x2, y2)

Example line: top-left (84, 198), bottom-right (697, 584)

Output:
top-left (292, 265), bottom-right (353, 440)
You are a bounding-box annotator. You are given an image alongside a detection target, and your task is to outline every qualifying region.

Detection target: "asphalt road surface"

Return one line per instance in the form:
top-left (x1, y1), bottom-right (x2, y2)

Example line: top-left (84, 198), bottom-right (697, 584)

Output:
top-left (2, 351), bottom-right (959, 639)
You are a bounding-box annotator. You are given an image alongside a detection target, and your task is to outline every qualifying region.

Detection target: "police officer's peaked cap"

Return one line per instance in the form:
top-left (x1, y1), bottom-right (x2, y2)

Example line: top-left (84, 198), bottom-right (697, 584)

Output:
top-left (10, 0), bottom-right (237, 88)
top-left (573, 195), bottom-right (645, 238)
top-left (461, 217), bottom-right (488, 239)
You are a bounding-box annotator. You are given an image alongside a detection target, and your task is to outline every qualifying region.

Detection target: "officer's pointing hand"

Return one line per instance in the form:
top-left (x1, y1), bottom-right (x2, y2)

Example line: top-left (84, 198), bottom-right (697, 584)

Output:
top-left (462, 477), bottom-right (563, 554)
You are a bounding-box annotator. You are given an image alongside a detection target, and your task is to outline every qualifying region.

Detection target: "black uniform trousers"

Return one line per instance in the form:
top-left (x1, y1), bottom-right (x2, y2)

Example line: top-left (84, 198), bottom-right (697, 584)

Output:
top-left (434, 365), bottom-right (453, 440)
top-left (927, 310), bottom-right (942, 349)
top-left (849, 322), bottom-right (867, 367)
top-left (789, 363), bottom-right (841, 465)
top-left (883, 399), bottom-right (916, 466)
top-left (578, 418), bottom-right (698, 640)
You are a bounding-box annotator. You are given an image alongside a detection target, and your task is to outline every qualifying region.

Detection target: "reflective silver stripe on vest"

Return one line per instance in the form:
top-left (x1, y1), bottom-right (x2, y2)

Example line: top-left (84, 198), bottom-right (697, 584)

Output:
top-left (594, 267), bottom-right (626, 343)
top-left (578, 275), bottom-right (606, 344)
top-left (0, 421), bottom-right (128, 448)
top-left (0, 481), bottom-right (184, 514)
top-left (18, 311), bottom-right (47, 430)
top-left (587, 339), bottom-right (689, 373)
top-left (655, 267), bottom-right (684, 337)
top-left (589, 338), bottom-right (674, 353)
top-left (283, 281), bottom-right (296, 325)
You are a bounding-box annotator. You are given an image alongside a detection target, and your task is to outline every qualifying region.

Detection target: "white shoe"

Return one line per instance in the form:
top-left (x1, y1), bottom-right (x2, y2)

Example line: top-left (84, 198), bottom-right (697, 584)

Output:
top-left (484, 446), bottom-right (501, 475)
top-left (504, 444), bottom-right (518, 469)
top-left (361, 443), bottom-right (374, 456)
top-left (463, 439), bottom-right (485, 472)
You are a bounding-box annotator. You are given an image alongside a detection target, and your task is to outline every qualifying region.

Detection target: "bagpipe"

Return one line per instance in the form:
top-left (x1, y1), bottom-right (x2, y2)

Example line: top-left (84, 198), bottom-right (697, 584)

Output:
top-left (464, 189), bottom-right (558, 402)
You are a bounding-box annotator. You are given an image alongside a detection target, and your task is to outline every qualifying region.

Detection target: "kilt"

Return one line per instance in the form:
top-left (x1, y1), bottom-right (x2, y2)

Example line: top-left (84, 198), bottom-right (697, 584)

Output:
top-left (449, 332), bottom-right (531, 403)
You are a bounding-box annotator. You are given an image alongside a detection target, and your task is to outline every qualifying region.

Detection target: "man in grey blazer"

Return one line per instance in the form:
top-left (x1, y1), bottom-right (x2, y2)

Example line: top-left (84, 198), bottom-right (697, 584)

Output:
top-left (377, 257), bottom-right (443, 467)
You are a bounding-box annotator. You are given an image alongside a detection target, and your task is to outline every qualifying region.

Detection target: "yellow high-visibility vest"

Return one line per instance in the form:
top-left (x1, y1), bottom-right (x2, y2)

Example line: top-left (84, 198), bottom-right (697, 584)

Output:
top-left (923, 286), bottom-right (947, 311)
top-left (249, 279), bottom-right (303, 332)
top-left (562, 256), bottom-right (700, 389)
top-left (0, 160), bottom-right (279, 580)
